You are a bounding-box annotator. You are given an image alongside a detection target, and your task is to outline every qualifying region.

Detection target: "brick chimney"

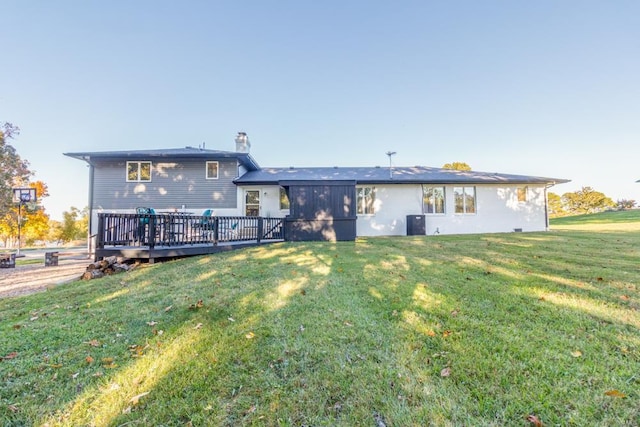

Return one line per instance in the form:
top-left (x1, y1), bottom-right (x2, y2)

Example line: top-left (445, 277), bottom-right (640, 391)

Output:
top-left (235, 132), bottom-right (251, 153)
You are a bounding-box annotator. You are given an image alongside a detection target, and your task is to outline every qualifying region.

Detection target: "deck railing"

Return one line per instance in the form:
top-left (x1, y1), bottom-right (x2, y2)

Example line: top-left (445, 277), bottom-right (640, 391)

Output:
top-left (96, 213), bottom-right (285, 249)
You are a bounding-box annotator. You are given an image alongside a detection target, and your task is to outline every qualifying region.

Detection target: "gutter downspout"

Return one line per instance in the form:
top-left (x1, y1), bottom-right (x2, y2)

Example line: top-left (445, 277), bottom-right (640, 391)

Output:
top-left (84, 157), bottom-right (95, 258)
top-left (544, 182), bottom-right (555, 231)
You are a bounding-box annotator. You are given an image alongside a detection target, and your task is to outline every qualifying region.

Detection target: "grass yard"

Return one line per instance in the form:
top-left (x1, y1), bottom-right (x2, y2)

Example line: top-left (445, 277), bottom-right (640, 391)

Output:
top-left (1, 212), bottom-right (639, 426)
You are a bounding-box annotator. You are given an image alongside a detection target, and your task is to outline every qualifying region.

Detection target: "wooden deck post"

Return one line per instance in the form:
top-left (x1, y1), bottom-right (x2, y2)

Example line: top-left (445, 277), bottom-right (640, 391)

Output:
top-left (149, 215), bottom-right (156, 249)
top-left (97, 214), bottom-right (105, 250)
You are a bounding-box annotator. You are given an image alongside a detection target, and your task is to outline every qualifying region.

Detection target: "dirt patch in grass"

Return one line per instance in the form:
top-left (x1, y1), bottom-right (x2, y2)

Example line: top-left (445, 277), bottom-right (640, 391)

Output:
top-left (0, 258), bottom-right (90, 298)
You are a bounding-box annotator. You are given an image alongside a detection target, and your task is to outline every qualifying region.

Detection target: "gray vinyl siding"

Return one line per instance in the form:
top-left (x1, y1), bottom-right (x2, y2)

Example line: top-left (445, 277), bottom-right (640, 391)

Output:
top-left (91, 159), bottom-right (238, 210)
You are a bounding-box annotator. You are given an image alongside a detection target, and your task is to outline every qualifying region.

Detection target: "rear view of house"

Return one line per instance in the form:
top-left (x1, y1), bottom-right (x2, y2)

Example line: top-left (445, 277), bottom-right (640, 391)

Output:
top-left (65, 132), bottom-right (569, 247)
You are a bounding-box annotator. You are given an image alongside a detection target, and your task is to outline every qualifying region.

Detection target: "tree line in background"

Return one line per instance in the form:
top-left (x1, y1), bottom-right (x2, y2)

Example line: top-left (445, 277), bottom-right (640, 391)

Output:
top-left (547, 187), bottom-right (635, 217)
top-left (0, 122), bottom-right (87, 248)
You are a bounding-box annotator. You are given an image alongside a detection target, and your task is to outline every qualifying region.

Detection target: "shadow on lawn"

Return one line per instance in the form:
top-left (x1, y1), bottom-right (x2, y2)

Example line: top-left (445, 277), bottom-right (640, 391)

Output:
top-left (4, 232), bottom-right (637, 425)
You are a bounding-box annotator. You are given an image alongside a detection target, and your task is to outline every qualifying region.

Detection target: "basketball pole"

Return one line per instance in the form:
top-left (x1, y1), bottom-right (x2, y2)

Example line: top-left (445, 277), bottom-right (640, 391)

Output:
top-left (17, 201), bottom-right (22, 257)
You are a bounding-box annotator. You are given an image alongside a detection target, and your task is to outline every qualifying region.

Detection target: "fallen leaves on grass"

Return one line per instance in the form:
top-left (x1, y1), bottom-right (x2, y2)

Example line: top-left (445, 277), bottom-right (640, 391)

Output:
top-left (101, 357), bottom-right (117, 368)
top-left (604, 389), bottom-right (626, 398)
top-left (526, 414), bottom-right (544, 426)
top-left (84, 339), bottom-right (101, 347)
top-left (245, 332), bottom-right (255, 339)
top-left (7, 404), bottom-right (19, 413)
top-left (85, 356), bottom-right (94, 364)
top-left (1, 351), bottom-right (18, 361)
top-left (146, 321), bottom-right (158, 326)
top-left (130, 391), bottom-right (150, 405)
top-left (189, 300), bottom-right (204, 310)
top-left (571, 350), bottom-right (583, 358)
top-left (440, 367), bottom-right (451, 377)
top-left (129, 344), bottom-right (148, 357)
top-left (194, 323), bottom-right (203, 330)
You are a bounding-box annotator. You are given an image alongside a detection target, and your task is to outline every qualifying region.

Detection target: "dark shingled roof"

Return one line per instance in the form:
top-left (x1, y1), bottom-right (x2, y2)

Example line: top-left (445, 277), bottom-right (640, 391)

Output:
top-left (234, 166), bottom-right (569, 185)
top-left (64, 147), bottom-right (260, 171)
top-left (64, 147), bottom-right (569, 186)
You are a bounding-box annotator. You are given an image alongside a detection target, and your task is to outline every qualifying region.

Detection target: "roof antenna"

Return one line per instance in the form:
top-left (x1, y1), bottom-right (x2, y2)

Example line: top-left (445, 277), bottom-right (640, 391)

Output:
top-left (386, 151), bottom-right (396, 179)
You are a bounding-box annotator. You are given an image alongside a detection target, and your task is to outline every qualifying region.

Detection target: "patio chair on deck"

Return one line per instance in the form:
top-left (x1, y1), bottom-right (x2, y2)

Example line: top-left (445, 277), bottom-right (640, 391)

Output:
top-left (221, 220), bottom-right (240, 240)
top-left (135, 207), bottom-right (156, 243)
top-left (193, 209), bottom-right (215, 238)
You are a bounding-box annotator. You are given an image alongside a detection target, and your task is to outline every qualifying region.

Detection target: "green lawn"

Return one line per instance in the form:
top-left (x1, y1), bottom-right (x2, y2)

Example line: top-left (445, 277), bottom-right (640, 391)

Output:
top-left (1, 214), bottom-right (639, 426)
top-left (551, 209), bottom-right (640, 231)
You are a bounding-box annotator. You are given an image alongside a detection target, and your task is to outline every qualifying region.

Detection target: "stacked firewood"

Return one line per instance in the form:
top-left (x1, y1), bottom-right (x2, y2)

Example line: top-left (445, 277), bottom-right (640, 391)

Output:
top-left (81, 256), bottom-right (136, 280)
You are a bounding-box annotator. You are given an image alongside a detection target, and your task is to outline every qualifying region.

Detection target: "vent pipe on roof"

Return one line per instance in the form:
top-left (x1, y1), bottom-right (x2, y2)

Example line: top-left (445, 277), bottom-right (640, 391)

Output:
top-left (386, 151), bottom-right (396, 179)
top-left (235, 132), bottom-right (251, 153)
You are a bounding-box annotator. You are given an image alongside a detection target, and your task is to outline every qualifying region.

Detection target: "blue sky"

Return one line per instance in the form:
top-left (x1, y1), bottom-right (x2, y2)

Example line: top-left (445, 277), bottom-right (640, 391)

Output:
top-left (2, 1), bottom-right (639, 220)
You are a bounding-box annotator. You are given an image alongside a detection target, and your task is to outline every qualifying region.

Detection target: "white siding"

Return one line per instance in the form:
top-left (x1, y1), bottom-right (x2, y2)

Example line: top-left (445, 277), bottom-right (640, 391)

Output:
top-left (356, 184), bottom-right (548, 236)
top-left (356, 185), bottom-right (423, 236)
top-left (226, 183), bottom-right (549, 237)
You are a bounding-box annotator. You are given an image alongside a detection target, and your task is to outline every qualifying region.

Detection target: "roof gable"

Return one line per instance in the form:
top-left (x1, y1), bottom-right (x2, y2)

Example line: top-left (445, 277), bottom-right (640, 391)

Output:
top-left (64, 147), bottom-right (260, 171)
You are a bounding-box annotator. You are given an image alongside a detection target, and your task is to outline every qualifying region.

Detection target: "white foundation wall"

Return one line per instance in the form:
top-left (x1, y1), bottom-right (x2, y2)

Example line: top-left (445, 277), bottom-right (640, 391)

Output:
top-left (356, 184), bottom-right (549, 236)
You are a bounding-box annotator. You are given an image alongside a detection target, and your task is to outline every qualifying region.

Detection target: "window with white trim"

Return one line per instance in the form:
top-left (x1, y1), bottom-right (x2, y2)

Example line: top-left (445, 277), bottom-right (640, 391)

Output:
top-left (423, 186), bottom-right (445, 214)
top-left (279, 187), bottom-right (290, 210)
top-left (517, 186), bottom-right (528, 202)
top-left (126, 161), bottom-right (152, 182)
top-left (356, 186), bottom-right (376, 215)
top-left (206, 161), bottom-right (219, 179)
top-left (454, 186), bottom-right (476, 214)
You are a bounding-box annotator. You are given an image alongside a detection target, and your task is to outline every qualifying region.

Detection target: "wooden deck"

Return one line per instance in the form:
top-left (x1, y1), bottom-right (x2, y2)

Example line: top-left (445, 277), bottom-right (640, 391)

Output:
top-left (96, 213), bottom-right (285, 262)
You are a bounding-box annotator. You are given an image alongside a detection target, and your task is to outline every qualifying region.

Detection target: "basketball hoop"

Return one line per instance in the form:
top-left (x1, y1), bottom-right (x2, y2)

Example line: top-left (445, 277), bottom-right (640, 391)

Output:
top-left (12, 187), bottom-right (37, 257)
top-left (13, 187), bottom-right (37, 204)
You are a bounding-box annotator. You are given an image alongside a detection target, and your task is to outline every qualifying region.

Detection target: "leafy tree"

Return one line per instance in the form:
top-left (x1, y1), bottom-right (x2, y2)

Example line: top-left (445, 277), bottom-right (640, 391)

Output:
top-left (47, 220), bottom-right (64, 245)
top-left (55, 206), bottom-right (88, 243)
top-left (616, 199), bottom-right (637, 210)
top-left (442, 162), bottom-right (472, 171)
top-left (561, 187), bottom-right (615, 215)
top-left (547, 192), bottom-right (566, 217)
top-left (22, 208), bottom-right (50, 245)
top-left (0, 123), bottom-right (32, 217)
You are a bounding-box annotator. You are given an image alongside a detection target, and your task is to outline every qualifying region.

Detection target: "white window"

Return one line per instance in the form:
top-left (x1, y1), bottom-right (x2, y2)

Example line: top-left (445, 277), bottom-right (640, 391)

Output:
top-left (206, 161), bottom-right (219, 179)
top-left (423, 186), bottom-right (445, 214)
top-left (356, 186), bottom-right (376, 215)
top-left (517, 186), bottom-right (528, 202)
top-left (126, 161), bottom-right (151, 182)
top-left (279, 187), bottom-right (290, 210)
top-left (454, 186), bottom-right (476, 214)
